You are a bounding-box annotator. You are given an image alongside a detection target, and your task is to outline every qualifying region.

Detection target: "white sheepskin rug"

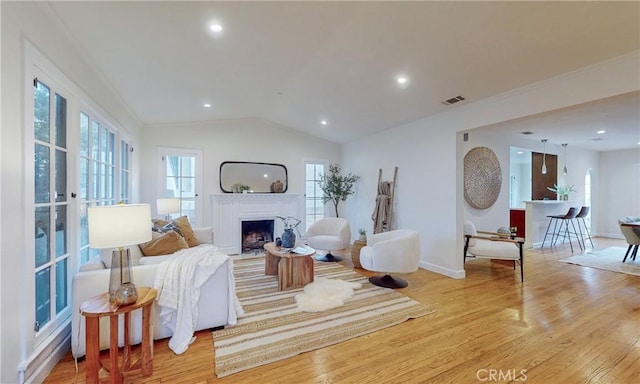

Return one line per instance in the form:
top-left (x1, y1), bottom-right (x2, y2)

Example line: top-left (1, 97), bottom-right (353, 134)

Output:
top-left (295, 277), bottom-right (363, 312)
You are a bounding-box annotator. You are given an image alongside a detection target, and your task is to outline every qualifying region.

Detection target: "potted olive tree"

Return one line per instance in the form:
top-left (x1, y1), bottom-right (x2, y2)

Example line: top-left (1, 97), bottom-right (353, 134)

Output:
top-left (318, 163), bottom-right (360, 217)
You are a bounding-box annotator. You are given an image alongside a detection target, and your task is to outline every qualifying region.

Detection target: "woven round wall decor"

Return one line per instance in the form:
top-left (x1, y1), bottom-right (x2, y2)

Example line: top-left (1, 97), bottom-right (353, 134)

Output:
top-left (464, 146), bottom-right (502, 209)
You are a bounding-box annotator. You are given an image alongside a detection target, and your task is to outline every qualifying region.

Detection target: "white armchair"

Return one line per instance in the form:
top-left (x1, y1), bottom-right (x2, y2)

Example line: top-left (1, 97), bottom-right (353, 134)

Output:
top-left (618, 217), bottom-right (640, 262)
top-left (359, 229), bottom-right (420, 288)
top-left (463, 221), bottom-right (525, 282)
top-left (305, 218), bottom-right (351, 262)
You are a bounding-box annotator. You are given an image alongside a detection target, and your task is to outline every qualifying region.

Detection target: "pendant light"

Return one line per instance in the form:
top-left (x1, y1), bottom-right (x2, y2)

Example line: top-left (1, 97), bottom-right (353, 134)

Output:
top-left (541, 139), bottom-right (548, 174)
top-left (562, 143), bottom-right (568, 175)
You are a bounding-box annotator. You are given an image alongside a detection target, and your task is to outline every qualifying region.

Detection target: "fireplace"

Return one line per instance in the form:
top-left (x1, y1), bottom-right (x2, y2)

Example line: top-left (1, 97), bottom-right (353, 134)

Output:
top-left (241, 219), bottom-right (274, 254)
top-left (210, 193), bottom-right (303, 254)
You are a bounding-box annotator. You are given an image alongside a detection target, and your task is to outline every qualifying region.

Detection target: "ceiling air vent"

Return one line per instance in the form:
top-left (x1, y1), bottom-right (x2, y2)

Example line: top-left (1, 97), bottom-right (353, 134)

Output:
top-left (441, 95), bottom-right (466, 106)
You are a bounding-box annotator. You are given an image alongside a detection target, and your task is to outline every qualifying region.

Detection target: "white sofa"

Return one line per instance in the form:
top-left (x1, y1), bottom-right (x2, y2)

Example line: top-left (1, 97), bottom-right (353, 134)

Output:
top-left (71, 227), bottom-right (234, 357)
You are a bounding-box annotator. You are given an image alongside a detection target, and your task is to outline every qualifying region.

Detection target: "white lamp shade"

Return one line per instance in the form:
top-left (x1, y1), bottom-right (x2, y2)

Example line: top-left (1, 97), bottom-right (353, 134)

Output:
top-left (88, 204), bottom-right (152, 249)
top-left (157, 198), bottom-right (180, 215)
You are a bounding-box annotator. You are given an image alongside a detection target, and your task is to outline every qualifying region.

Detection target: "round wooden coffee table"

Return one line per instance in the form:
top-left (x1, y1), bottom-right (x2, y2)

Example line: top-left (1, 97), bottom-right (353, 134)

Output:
top-left (263, 242), bottom-right (315, 291)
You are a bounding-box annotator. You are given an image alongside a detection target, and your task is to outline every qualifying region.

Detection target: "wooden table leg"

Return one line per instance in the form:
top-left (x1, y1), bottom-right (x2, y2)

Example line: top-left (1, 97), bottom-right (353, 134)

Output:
top-left (265, 250), bottom-right (280, 275)
top-left (141, 302), bottom-right (153, 376)
top-left (278, 255), bottom-right (314, 290)
top-left (123, 312), bottom-right (131, 371)
top-left (85, 317), bottom-right (100, 384)
top-left (109, 314), bottom-right (122, 384)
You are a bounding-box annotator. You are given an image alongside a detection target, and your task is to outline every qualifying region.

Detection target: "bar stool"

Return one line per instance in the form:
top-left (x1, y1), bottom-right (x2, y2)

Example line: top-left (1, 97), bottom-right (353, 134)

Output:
top-left (575, 206), bottom-right (593, 249)
top-left (542, 207), bottom-right (581, 252)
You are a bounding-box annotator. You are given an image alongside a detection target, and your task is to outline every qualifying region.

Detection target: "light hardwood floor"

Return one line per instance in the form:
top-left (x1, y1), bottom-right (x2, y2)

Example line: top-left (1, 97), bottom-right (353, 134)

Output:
top-left (45, 237), bottom-right (639, 383)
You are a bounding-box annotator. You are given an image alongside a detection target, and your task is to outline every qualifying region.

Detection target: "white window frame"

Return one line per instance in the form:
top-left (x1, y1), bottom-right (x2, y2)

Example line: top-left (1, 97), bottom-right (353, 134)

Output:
top-left (24, 42), bottom-right (135, 351)
top-left (157, 147), bottom-right (203, 226)
top-left (304, 160), bottom-right (328, 231)
top-left (25, 51), bottom-right (76, 347)
top-left (78, 104), bottom-right (132, 264)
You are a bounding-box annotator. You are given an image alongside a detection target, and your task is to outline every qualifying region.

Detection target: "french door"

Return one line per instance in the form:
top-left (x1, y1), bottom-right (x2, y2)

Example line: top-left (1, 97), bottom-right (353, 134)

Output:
top-left (32, 76), bottom-right (72, 340)
top-left (158, 147), bottom-right (203, 225)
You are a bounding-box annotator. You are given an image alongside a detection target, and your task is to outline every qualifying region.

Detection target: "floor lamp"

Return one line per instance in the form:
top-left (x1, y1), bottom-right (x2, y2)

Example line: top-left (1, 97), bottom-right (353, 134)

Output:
top-left (157, 198), bottom-right (180, 221)
top-left (88, 204), bottom-right (151, 305)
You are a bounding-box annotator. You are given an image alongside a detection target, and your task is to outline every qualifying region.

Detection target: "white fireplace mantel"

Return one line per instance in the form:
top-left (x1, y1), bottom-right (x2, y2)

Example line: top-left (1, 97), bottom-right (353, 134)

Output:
top-left (210, 193), bottom-right (303, 254)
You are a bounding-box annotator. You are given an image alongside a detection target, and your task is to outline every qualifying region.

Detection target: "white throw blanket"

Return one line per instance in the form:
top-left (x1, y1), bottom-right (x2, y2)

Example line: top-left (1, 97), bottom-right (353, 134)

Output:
top-left (153, 246), bottom-right (244, 354)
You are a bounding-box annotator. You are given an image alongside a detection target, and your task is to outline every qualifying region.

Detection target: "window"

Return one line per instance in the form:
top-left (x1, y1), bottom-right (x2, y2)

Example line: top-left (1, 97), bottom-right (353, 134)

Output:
top-left (33, 78), bottom-right (71, 336)
top-left (158, 147), bottom-right (202, 225)
top-left (78, 111), bottom-right (132, 264)
top-left (305, 162), bottom-right (326, 230)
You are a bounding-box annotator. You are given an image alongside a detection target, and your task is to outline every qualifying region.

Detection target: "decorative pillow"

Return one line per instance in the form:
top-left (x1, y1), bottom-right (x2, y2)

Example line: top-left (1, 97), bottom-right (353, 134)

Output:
top-left (140, 230), bottom-right (189, 256)
top-left (193, 226), bottom-right (213, 244)
top-left (172, 216), bottom-right (200, 247)
top-left (152, 218), bottom-right (169, 230)
top-left (155, 222), bottom-right (183, 237)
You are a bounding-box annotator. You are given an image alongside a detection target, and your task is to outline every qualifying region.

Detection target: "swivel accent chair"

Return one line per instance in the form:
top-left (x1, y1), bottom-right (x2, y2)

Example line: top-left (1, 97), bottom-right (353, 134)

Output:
top-left (306, 218), bottom-right (351, 262)
top-left (360, 229), bottom-right (420, 288)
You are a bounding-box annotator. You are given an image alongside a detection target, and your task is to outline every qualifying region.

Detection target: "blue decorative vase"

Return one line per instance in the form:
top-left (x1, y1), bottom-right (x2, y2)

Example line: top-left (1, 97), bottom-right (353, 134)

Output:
top-left (281, 228), bottom-right (296, 248)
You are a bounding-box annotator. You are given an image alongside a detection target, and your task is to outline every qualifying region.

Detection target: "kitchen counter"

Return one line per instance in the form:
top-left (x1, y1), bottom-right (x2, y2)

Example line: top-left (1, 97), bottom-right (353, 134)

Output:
top-left (524, 200), bottom-right (576, 248)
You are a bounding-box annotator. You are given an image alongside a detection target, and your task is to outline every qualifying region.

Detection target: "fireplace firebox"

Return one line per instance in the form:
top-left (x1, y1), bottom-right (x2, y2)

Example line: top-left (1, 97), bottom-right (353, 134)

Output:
top-left (241, 219), bottom-right (274, 254)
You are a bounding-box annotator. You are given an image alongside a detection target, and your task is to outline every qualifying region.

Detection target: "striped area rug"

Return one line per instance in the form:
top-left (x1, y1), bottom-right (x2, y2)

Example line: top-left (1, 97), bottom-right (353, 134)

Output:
top-left (212, 256), bottom-right (434, 378)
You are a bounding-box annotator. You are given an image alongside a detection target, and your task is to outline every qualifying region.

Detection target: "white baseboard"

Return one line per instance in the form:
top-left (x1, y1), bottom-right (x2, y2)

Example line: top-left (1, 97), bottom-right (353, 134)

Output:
top-left (420, 261), bottom-right (466, 279)
top-left (19, 324), bottom-right (71, 384)
top-left (596, 232), bottom-right (624, 240)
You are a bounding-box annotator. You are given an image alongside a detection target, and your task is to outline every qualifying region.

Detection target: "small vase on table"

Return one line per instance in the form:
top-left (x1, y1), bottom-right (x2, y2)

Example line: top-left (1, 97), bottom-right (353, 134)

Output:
top-left (281, 228), bottom-right (296, 248)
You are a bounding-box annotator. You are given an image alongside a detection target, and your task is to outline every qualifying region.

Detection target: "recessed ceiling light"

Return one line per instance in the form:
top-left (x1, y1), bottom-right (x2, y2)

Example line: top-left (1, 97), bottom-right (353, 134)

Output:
top-left (320, 120), bottom-right (328, 125)
top-left (203, 103), bottom-right (211, 108)
top-left (596, 130), bottom-right (606, 134)
top-left (210, 24), bottom-right (223, 32)
top-left (396, 76), bottom-right (408, 85)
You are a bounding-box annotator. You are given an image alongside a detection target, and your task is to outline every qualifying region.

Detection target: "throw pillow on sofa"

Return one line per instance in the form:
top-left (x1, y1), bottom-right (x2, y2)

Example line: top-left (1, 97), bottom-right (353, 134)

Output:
top-left (152, 216), bottom-right (200, 247)
top-left (172, 216), bottom-right (200, 247)
top-left (140, 230), bottom-right (189, 256)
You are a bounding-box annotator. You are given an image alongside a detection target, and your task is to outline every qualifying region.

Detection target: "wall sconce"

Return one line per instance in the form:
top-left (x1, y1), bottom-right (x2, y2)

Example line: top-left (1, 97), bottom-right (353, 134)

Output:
top-left (541, 139), bottom-right (548, 174)
top-left (562, 143), bottom-right (568, 175)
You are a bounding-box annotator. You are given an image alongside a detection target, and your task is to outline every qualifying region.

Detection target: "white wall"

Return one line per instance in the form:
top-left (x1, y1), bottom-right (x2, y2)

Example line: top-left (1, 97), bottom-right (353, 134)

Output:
top-left (598, 148), bottom-right (640, 237)
top-left (1, 2), bottom-right (141, 383)
top-left (138, 118), bottom-right (342, 227)
top-left (342, 51), bottom-right (639, 279)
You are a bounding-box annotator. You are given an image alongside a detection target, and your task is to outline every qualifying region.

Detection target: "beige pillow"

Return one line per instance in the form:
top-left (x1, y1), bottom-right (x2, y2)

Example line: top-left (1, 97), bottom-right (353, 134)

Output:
top-left (152, 218), bottom-right (169, 228)
top-left (140, 230), bottom-right (188, 256)
top-left (172, 216), bottom-right (200, 247)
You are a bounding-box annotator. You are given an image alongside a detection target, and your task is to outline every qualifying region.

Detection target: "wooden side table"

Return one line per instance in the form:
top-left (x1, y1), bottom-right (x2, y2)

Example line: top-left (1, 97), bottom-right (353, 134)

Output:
top-left (351, 240), bottom-right (367, 269)
top-left (80, 287), bottom-right (157, 384)
top-left (264, 242), bottom-right (315, 290)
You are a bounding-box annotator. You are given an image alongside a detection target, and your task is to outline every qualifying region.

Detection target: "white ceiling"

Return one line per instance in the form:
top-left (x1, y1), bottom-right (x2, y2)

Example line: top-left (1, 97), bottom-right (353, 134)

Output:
top-left (46, 1), bottom-right (639, 150)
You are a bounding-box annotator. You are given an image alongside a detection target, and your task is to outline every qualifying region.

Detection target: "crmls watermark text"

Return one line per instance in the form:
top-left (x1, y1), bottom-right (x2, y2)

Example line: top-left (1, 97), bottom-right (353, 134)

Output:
top-left (476, 369), bottom-right (528, 382)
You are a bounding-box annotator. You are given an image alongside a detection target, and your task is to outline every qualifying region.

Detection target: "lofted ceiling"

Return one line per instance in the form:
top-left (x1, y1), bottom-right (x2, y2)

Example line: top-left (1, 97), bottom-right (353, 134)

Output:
top-left (45, 1), bottom-right (639, 150)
